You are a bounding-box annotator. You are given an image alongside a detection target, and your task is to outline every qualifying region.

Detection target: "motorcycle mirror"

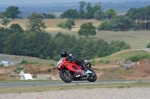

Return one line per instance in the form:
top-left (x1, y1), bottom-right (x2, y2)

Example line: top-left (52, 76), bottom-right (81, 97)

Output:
top-left (69, 54), bottom-right (72, 56)
top-left (84, 60), bottom-right (87, 62)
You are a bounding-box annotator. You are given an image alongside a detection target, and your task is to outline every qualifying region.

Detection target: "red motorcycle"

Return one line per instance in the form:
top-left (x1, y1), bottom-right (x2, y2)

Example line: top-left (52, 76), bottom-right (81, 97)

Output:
top-left (56, 54), bottom-right (97, 83)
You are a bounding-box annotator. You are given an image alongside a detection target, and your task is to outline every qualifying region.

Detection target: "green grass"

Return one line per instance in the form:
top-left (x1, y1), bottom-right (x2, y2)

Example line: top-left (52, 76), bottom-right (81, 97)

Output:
top-left (0, 54), bottom-right (56, 65)
top-left (47, 30), bottom-right (150, 49)
top-left (1, 49), bottom-right (149, 67)
top-left (0, 80), bottom-right (61, 83)
top-left (96, 49), bottom-right (150, 63)
top-left (0, 82), bottom-right (150, 94)
top-left (93, 31), bottom-right (150, 49)
top-left (101, 68), bottom-right (132, 75)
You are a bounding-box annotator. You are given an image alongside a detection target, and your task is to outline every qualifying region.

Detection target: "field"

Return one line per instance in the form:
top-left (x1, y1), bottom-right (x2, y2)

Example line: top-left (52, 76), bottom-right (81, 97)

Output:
top-left (0, 19), bottom-right (101, 31)
top-left (1, 19), bottom-right (149, 49)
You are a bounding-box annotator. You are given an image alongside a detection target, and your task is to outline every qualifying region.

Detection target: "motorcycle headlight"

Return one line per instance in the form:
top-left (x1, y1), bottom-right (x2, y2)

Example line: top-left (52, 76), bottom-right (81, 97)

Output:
top-left (57, 58), bottom-right (64, 68)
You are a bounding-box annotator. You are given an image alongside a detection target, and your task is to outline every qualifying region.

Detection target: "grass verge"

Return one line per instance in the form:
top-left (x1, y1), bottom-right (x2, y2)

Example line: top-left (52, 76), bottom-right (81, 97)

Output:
top-left (0, 80), bottom-right (61, 83)
top-left (0, 82), bottom-right (150, 94)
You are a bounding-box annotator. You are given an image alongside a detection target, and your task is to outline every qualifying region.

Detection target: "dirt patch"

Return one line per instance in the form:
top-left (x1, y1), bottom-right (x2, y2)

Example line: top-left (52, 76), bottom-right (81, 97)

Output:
top-left (92, 64), bottom-right (119, 69)
top-left (93, 58), bottom-right (150, 80)
top-left (128, 58), bottom-right (150, 79)
top-left (24, 64), bottom-right (52, 74)
top-left (1, 58), bottom-right (150, 80)
top-left (98, 72), bottom-right (125, 80)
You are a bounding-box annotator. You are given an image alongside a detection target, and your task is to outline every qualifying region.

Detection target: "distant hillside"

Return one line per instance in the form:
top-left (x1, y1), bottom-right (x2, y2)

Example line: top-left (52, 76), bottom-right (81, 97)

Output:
top-left (0, 1), bottom-right (150, 17)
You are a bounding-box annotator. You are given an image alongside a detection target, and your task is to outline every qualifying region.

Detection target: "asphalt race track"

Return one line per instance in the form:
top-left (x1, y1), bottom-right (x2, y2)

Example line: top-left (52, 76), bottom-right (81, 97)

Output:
top-left (0, 80), bottom-right (149, 88)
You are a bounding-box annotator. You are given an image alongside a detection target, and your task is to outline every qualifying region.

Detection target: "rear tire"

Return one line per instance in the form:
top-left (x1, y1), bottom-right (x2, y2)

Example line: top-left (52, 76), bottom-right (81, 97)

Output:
top-left (87, 69), bottom-right (97, 82)
top-left (59, 70), bottom-right (73, 83)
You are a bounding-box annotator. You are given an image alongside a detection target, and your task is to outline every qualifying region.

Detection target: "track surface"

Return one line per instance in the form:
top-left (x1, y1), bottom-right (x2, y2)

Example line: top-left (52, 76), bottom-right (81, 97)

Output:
top-left (0, 80), bottom-right (149, 88)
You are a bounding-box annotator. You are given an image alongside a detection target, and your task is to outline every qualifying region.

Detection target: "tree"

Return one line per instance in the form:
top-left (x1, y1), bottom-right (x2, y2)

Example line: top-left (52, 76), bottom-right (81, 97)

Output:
top-left (65, 19), bottom-right (75, 30)
top-left (78, 22), bottom-right (96, 38)
top-left (111, 16), bottom-right (132, 31)
top-left (0, 12), bottom-right (5, 18)
top-left (44, 39), bottom-right (56, 59)
top-left (79, 1), bottom-right (86, 19)
top-left (1, 18), bottom-right (10, 28)
top-left (86, 2), bottom-right (102, 19)
top-left (42, 13), bottom-right (55, 19)
top-left (0, 27), bottom-right (12, 53)
top-left (57, 19), bottom-right (75, 30)
top-left (3, 33), bottom-right (24, 55)
top-left (98, 21), bottom-right (113, 31)
top-left (125, 8), bottom-right (139, 20)
top-left (60, 9), bottom-right (79, 19)
top-left (28, 12), bottom-right (46, 32)
top-left (125, 5), bottom-right (150, 30)
top-left (81, 39), bottom-right (96, 59)
top-left (4, 6), bottom-right (20, 20)
top-left (10, 24), bottom-right (24, 33)
top-left (70, 38), bottom-right (86, 59)
top-left (86, 3), bottom-right (93, 19)
top-left (95, 39), bottom-right (109, 57)
top-left (23, 31), bottom-right (51, 57)
top-left (57, 22), bottom-right (66, 29)
top-left (94, 9), bottom-right (106, 20)
top-left (107, 40), bottom-right (130, 55)
top-left (106, 9), bottom-right (117, 20)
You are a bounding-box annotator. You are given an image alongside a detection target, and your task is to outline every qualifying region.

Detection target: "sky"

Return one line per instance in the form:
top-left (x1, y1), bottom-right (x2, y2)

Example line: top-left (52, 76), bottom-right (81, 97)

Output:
top-left (0, 0), bottom-right (148, 5)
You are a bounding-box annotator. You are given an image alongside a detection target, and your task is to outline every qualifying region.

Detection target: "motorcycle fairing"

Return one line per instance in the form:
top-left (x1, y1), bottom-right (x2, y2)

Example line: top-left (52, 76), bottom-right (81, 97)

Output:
top-left (65, 62), bottom-right (82, 74)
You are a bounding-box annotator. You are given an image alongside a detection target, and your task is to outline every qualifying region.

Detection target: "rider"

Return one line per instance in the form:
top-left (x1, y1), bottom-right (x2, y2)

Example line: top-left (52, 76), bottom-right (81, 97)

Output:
top-left (60, 50), bottom-right (85, 70)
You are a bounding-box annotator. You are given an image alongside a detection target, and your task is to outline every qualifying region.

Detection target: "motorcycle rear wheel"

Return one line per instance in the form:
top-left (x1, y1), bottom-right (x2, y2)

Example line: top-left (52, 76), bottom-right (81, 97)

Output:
top-left (87, 69), bottom-right (97, 82)
top-left (59, 70), bottom-right (73, 83)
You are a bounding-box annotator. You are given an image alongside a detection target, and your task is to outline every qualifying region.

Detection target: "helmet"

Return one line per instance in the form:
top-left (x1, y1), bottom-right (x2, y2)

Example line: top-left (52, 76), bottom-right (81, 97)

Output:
top-left (61, 50), bottom-right (68, 57)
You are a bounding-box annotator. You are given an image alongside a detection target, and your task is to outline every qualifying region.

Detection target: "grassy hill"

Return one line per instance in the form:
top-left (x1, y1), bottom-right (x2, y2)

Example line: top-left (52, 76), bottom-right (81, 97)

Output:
top-left (93, 49), bottom-right (150, 65)
top-left (1, 49), bottom-right (150, 66)
top-left (0, 54), bottom-right (56, 65)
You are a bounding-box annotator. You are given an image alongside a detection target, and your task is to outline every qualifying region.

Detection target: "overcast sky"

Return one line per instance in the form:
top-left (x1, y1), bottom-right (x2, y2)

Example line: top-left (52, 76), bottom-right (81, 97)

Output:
top-left (1, 0), bottom-right (89, 5)
top-left (0, 0), bottom-right (147, 5)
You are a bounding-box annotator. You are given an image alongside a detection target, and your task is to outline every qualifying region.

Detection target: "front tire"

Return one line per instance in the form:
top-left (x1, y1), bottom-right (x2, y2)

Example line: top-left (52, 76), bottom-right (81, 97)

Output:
top-left (59, 70), bottom-right (73, 83)
top-left (87, 69), bottom-right (97, 82)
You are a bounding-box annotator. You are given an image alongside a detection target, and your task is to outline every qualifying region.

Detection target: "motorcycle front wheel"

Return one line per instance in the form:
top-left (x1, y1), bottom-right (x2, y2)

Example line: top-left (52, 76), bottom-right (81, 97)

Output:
top-left (59, 70), bottom-right (73, 83)
top-left (86, 69), bottom-right (97, 82)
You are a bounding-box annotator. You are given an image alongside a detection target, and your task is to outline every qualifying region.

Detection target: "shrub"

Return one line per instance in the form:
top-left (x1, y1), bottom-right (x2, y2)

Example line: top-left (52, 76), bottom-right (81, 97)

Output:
top-left (21, 60), bottom-right (28, 64)
top-left (46, 56), bottom-right (50, 60)
top-left (147, 43), bottom-right (150, 48)
top-left (129, 54), bottom-right (150, 62)
top-left (91, 60), bottom-right (96, 65)
top-left (0, 64), bottom-right (3, 67)
top-left (99, 59), bottom-right (104, 63)
top-left (50, 63), bottom-right (55, 66)
top-left (14, 66), bottom-right (24, 73)
top-left (130, 23), bottom-right (140, 30)
top-left (104, 60), bottom-right (110, 64)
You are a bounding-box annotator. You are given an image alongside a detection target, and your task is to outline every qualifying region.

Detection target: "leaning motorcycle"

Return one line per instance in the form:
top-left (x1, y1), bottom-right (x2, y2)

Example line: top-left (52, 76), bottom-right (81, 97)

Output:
top-left (56, 54), bottom-right (97, 83)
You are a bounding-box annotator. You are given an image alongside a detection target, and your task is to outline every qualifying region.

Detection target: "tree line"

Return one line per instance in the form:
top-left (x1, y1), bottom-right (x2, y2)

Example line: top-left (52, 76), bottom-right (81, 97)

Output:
top-left (1, 1), bottom-right (150, 32)
top-left (0, 11), bottom-right (131, 61)
top-left (0, 27), bottom-right (131, 61)
top-left (60, 1), bottom-right (117, 20)
top-left (60, 1), bottom-right (150, 31)
top-left (98, 5), bottom-right (150, 31)
top-left (0, 6), bottom-right (55, 20)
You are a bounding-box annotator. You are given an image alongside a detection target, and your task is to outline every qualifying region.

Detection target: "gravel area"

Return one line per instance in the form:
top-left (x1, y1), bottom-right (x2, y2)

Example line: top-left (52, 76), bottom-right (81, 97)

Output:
top-left (0, 87), bottom-right (150, 99)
